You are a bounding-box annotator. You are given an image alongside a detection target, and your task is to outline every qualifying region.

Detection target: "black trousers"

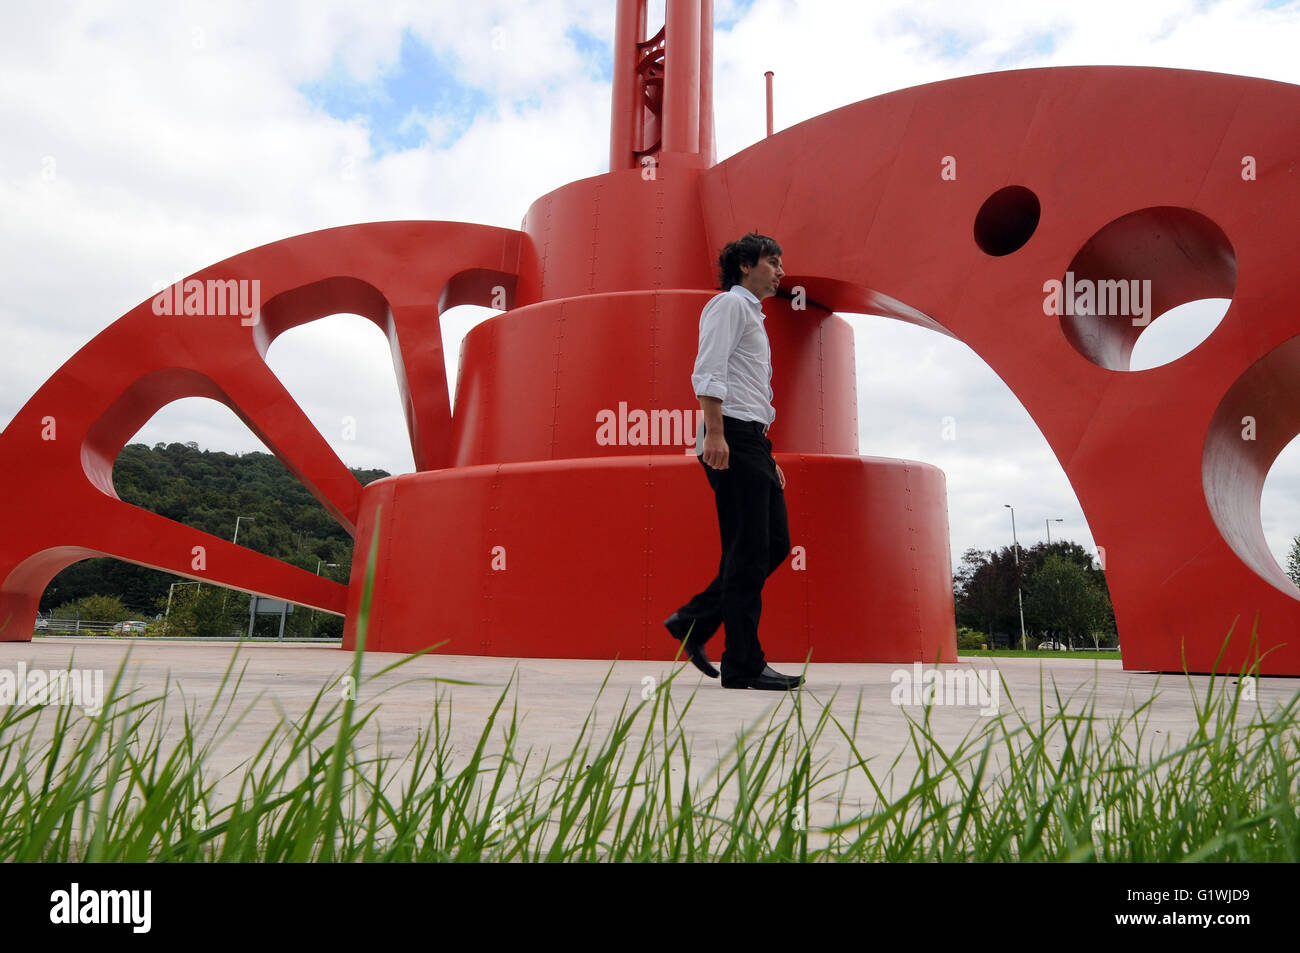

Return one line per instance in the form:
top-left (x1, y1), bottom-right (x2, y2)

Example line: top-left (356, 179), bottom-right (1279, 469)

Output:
top-left (674, 416), bottom-right (790, 678)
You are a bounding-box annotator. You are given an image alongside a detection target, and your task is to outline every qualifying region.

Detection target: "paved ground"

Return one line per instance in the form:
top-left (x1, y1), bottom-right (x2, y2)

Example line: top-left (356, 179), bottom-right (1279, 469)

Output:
top-left (5, 637), bottom-right (1298, 835)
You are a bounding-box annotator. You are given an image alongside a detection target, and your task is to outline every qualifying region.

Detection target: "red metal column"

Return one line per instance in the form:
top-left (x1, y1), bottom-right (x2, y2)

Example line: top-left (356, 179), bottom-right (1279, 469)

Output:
top-left (662, 0), bottom-right (701, 158)
top-left (608, 0), bottom-right (646, 172)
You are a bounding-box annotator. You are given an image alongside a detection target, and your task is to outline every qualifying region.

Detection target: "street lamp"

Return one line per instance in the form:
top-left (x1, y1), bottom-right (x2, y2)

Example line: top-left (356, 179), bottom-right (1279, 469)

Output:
top-left (163, 580), bottom-right (202, 634)
top-left (223, 515), bottom-right (258, 620)
top-left (1044, 518), bottom-right (1066, 645)
top-left (233, 515), bottom-right (256, 546)
top-left (1005, 504), bottom-right (1027, 651)
top-left (312, 561), bottom-right (340, 638)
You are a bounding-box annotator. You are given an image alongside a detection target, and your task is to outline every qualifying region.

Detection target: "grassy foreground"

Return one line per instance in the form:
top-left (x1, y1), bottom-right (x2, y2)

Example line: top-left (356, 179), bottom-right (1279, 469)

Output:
top-left (1, 646), bottom-right (1297, 861)
top-left (1, 524), bottom-right (1296, 861)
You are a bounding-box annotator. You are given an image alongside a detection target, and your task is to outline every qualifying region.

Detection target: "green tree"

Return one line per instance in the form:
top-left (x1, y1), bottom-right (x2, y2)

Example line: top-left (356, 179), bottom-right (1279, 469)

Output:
top-left (157, 584), bottom-right (247, 638)
top-left (1024, 555), bottom-right (1087, 646)
top-left (954, 546), bottom-right (1020, 639)
top-left (955, 539), bottom-right (1116, 646)
top-left (53, 594), bottom-right (132, 623)
top-left (1082, 581), bottom-right (1117, 649)
top-left (1287, 535), bottom-right (1300, 587)
top-left (1024, 554), bottom-right (1116, 648)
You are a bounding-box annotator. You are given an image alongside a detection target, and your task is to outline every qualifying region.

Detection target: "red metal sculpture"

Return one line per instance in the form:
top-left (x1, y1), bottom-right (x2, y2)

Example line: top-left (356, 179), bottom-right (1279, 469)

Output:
top-left (4, 0), bottom-right (1298, 673)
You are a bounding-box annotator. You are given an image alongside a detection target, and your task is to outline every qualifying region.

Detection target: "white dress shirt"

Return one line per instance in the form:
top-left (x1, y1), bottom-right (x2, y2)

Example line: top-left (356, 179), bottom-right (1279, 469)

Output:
top-left (691, 284), bottom-right (775, 452)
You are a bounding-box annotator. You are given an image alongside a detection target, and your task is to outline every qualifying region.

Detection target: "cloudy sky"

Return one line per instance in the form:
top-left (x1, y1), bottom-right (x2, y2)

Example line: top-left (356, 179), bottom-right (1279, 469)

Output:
top-left (4, 0), bottom-right (1300, 575)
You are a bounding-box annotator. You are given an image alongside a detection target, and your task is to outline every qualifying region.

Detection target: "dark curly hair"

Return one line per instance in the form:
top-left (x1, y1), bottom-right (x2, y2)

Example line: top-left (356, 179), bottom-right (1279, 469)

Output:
top-left (717, 232), bottom-right (782, 291)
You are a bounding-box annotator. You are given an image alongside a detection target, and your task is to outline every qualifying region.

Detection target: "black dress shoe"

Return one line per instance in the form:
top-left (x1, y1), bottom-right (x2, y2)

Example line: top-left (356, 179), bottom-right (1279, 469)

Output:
top-left (721, 665), bottom-right (804, 691)
top-left (664, 612), bottom-right (719, 678)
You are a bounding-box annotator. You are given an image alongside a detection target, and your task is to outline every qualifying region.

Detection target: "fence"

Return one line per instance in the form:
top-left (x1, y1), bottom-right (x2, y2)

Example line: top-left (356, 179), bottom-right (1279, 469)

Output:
top-left (36, 619), bottom-right (117, 634)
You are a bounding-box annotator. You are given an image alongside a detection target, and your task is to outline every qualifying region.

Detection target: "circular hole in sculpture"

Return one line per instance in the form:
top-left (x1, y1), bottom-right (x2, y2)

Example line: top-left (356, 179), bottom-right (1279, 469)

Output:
top-left (973, 185), bottom-right (1040, 256)
top-left (1203, 332), bottom-right (1300, 598)
top-left (1056, 207), bottom-right (1236, 372)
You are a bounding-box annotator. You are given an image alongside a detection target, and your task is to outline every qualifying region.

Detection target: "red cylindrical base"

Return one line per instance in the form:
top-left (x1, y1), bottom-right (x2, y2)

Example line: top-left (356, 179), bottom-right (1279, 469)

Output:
top-left (342, 453), bottom-right (957, 663)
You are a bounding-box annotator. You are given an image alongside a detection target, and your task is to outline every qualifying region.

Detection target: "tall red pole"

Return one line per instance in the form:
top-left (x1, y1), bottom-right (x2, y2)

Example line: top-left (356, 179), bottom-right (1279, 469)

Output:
top-left (663, 0), bottom-right (701, 156)
top-left (608, 0), bottom-right (645, 171)
top-left (765, 70), bottom-right (774, 137)
top-left (698, 0), bottom-right (716, 165)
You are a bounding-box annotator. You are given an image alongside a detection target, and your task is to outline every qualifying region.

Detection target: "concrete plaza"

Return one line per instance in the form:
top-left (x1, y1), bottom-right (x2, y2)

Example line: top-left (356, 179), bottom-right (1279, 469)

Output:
top-left (4, 637), bottom-right (1297, 836)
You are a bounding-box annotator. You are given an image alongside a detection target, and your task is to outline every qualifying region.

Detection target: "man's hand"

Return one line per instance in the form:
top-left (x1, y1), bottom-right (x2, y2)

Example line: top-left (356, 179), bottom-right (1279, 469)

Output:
top-left (775, 463), bottom-right (786, 490)
top-left (702, 431), bottom-right (729, 469)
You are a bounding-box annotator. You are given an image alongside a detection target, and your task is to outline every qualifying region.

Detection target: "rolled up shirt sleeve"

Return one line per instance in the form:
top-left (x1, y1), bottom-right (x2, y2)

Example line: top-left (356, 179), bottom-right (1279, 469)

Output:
top-left (691, 295), bottom-right (743, 400)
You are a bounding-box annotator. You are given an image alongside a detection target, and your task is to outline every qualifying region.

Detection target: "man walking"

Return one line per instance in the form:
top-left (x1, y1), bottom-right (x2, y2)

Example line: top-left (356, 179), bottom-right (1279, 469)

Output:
top-left (665, 232), bottom-right (804, 691)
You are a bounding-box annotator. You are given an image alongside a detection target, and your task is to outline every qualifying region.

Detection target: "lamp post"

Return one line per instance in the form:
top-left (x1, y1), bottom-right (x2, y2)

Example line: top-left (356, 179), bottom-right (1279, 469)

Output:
top-left (163, 580), bottom-right (202, 634)
top-left (1045, 517), bottom-right (1063, 545)
top-left (1005, 504), bottom-right (1027, 651)
top-left (233, 515), bottom-right (256, 546)
top-left (311, 561), bottom-right (339, 638)
top-left (222, 515), bottom-right (257, 622)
